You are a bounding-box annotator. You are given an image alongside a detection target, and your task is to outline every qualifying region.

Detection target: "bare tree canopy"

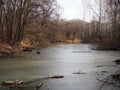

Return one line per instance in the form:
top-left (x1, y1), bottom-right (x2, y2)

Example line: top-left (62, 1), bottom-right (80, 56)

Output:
top-left (0, 0), bottom-right (57, 45)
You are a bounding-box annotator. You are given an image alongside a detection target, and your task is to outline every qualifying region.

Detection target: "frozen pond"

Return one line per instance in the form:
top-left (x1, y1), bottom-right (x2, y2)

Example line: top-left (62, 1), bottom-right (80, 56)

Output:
top-left (0, 44), bottom-right (120, 90)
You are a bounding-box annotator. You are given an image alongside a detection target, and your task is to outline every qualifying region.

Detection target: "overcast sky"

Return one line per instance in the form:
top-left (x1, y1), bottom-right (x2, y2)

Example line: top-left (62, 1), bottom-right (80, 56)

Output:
top-left (57, 0), bottom-right (93, 21)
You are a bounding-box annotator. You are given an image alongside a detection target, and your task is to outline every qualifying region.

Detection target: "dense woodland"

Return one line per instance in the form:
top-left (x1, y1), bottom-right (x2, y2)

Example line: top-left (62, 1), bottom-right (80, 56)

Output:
top-left (0, 0), bottom-right (120, 56)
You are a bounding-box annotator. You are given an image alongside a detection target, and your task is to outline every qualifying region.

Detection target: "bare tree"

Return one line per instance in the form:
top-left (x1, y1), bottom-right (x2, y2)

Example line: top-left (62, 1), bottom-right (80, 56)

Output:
top-left (105, 0), bottom-right (120, 44)
top-left (83, 0), bottom-right (105, 41)
top-left (0, 0), bottom-right (4, 41)
top-left (0, 0), bottom-right (58, 46)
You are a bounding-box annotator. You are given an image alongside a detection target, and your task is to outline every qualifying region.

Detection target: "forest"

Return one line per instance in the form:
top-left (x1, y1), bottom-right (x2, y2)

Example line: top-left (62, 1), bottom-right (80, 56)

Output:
top-left (0, 0), bottom-right (120, 56)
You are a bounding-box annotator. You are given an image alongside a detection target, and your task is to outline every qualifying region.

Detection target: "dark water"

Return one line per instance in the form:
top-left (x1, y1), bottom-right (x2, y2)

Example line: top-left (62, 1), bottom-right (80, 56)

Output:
top-left (0, 44), bottom-right (120, 90)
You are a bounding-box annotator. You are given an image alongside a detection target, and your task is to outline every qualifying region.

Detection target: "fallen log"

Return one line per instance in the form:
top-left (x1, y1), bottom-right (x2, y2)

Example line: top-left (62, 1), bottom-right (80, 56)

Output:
top-left (48, 75), bottom-right (64, 79)
top-left (2, 80), bottom-right (26, 86)
top-left (2, 81), bottom-right (15, 86)
top-left (1, 75), bottom-right (64, 90)
top-left (35, 75), bottom-right (64, 90)
top-left (1, 75), bottom-right (64, 86)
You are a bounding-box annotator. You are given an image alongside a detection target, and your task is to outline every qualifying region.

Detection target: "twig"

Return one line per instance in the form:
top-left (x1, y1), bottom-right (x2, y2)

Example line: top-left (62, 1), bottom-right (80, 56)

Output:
top-left (96, 65), bottom-right (117, 67)
top-left (73, 71), bottom-right (86, 75)
top-left (96, 78), bottom-right (115, 84)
